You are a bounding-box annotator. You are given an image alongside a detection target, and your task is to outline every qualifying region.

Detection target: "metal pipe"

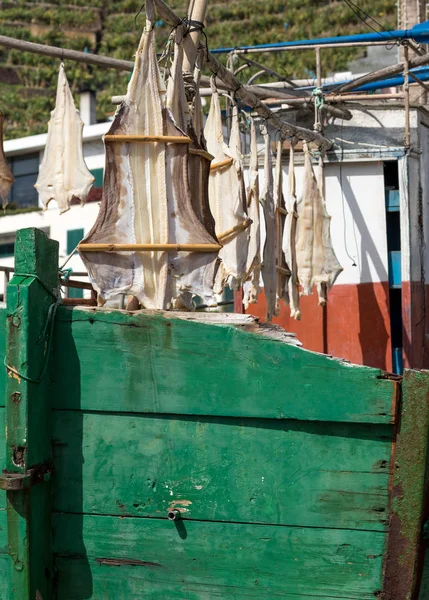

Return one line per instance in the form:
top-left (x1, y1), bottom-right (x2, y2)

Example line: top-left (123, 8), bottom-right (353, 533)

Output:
top-left (247, 69), bottom-right (267, 85)
top-left (236, 53), bottom-right (297, 87)
top-left (210, 21), bottom-right (429, 54)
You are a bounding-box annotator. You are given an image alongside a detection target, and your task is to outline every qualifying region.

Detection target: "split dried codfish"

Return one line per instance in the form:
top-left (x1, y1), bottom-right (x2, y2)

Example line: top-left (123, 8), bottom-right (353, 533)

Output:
top-left (35, 63), bottom-right (94, 214)
top-left (312, 154), bottom-right (343, 304)
top-left (243, 116), bottom-right (261, 309)
top-left (205, 84), bottom-right (249, 293)
top-left (0, 111), bottom-right (13, 208)
top-left (261, 128), bottom-right (277, 322)
top-left (295, 144), bottom-right (342, 305)
top-left (275, 139), bottom-right (289, 310)
top-left (187, 50), bottom-right (216, 241)
top-left (282, 144), bottom-right (301, 319)
top-left (81, 4), bottom-right (170, 308)
top-left (165, 30), bottom-right (219, 309)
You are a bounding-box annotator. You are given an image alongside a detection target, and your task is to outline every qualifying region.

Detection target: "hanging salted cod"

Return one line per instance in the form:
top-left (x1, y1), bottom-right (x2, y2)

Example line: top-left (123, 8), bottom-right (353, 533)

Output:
top-left (164, 27), bottom-right (220, 309)
top-left (275, 139), bottom-right (290, 309)
top-left (81, 3), bottom-right (169, 307)
top-left (294, 144), bottom-right (342, 304)
top-left (0, 111), bottom-right (14, 208)
top-left (261, 128), bottom-right (277, 322)
top-left (35, 63), bottom-right (94, 213)
top-left (282, 144), bottom-right (301, 319)
top-left (204, 82), bottom-right (250, 293)
top-left (187, 48), bottom-right (217, 241)
top-left (243, 116), bottom-right (261, 308)
top-left (312, 153), bottom-right (343, 304)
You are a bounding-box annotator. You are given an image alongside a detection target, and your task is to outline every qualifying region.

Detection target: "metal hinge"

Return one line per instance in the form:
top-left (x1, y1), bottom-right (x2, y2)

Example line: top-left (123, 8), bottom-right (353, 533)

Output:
top-left (0, 463), bottom-right (52, 491)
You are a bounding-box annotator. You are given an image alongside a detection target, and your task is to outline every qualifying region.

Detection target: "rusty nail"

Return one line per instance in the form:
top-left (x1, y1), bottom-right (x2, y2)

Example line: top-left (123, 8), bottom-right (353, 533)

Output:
top-left (11, 315), bottom-right (21, 328)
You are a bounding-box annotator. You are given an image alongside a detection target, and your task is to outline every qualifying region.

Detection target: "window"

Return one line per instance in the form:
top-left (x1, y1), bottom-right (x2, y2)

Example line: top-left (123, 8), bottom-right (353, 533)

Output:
top-left (8, 153), bottom-right (40, 209)
top-left (0, 242), bottom-right (14, 258)
top-left (66, 229), bottom-right (84, 299)
top-left (67, 228), bottom-right (84, 254)
top-left (91, 168), bottom-right (103, 187)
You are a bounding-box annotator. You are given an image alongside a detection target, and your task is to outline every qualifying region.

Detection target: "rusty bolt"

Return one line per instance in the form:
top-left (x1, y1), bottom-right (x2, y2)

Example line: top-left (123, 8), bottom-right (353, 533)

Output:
top-left (11, 315), bottom-right (21, 328)
top-left (10, 392), bottom-right (21, 404)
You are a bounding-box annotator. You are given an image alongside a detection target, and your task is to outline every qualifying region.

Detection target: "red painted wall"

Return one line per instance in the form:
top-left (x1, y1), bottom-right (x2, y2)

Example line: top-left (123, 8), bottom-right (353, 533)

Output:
top-left (246, 282), bottom-right (393, 372)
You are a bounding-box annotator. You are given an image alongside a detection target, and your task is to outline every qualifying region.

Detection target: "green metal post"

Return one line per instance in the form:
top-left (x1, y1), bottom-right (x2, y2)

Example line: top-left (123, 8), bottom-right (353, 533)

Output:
top-left (2, 228), bottom-right (58, 599)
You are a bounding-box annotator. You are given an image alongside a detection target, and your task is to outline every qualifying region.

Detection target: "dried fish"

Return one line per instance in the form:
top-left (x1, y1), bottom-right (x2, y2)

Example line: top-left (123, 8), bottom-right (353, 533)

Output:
top-left (81, 5), bottom-right (170, 307)
top-left (295, 144), bottom-right (342, 305)
top-left (165, 30), bottom-right (219, 309)
top-left (312, 154), bottom-right (343, 304)
top-left (261, 128), bottom-right (277, 322)
top-left (282, 144), bottom-right (301, 319)
top-left (35, 63), bottom-right (94, 213)
top-left (243, 116), bottom-right (261, 309)
top-left (275, 139), bottom-right (289, 310)
top-left (0, 111), bottom-right (13, 208)
top-left (205, 83), bottom-right (249, 293)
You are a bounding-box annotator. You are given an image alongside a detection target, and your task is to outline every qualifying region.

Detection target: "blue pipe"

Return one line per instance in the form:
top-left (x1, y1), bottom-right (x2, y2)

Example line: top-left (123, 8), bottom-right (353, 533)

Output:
top-left (295, 66), bottom-right (429, 92)
top-left (210, 21), bottom-right (429, 54)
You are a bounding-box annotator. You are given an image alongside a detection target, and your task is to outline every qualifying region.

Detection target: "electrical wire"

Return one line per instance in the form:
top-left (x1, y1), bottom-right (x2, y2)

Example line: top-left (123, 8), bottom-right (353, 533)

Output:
top-left (340, 0), bottom-right (399, 48)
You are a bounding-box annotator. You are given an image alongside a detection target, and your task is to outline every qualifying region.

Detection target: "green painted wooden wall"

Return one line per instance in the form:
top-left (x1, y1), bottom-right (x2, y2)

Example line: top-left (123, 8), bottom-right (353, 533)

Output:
top-left (2, 228), bottom-right (429, 599)
top-left (46, 306), bottom-right (397, 599)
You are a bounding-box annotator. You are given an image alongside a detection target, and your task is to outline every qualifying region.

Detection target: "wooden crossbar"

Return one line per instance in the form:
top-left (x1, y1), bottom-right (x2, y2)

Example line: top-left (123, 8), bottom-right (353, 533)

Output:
top-left (217, 219), bottom-right (252, 243)
top-left (79, 243), bottom-right (222, 253)
top-left (104, 134), bottom-right (192, 144)
top-left (210, 157), bottom-right (234, 172)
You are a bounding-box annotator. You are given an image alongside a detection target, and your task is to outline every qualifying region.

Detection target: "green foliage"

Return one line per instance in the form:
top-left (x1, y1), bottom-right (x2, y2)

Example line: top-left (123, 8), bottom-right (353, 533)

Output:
top-left (0, 0), bottom-right (397, 139)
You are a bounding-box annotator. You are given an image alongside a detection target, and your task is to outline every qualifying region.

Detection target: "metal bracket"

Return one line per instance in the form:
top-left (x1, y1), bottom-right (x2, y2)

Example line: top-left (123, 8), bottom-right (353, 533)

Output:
top-left (0, 463), bottom-right (52, 491)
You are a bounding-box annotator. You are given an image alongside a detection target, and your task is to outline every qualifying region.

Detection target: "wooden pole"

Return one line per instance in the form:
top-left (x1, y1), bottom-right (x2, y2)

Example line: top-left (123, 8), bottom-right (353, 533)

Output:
top-left (79, 243), bottom-right (222, 252)
top-left (0, 34), bottom-right (133, 71)
top-left (333, 50), bottom-right (429, 94)
top-left (182, 0), bottom-right (209, 74)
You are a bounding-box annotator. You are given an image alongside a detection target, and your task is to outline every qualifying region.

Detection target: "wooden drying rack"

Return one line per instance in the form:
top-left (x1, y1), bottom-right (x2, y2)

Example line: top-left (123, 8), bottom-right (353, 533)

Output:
top-left (78, 134), bottom-right (250, 255)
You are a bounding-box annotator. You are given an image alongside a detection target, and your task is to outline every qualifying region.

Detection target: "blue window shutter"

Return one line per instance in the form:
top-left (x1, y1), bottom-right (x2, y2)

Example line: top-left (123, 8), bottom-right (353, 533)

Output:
top-left (67, 229), bottom-right (84, 255)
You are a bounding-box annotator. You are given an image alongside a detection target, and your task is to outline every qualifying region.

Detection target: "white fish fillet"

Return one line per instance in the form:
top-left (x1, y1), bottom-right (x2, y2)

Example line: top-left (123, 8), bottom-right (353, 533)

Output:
top-left (282, 145), bottom-right (301, 319)
top-left (243, 116), bottom-right (261, 309)
top-left (35, 63), bottom-right (94, 214)
top-left (261, 129), bottom-right (277, 322)
top-left (0, 111), bottom-right (13, 208)
top-left (312, 155), bottom-right (343, 304)
top-left (205, 87), bottom-right (249, 293)
top-left (165, 33), bottom-right (219, 309)
top-left (295, 144), bottom-right (342, 304)
top-left (275, 140), bottom-right (289, 311)
top-left (81, 8), bottom-right (170, 308)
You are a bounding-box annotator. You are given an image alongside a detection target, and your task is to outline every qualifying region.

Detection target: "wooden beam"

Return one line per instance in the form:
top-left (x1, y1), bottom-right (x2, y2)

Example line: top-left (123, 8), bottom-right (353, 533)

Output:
top-left (334, 49), bottom-right (429, 94)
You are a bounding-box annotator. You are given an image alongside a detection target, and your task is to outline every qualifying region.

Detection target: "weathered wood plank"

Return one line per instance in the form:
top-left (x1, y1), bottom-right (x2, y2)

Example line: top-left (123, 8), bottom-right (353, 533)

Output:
top-left (53, 513), bottom-right (385, 599)
top-left (52, 410), bottom-right (392, 530)
top-left (0, 307), bottom-right (6, 408)
top-left (383, 370), bottom-right (429, 600)
top-left (51, 307), bottom-right (397, 423)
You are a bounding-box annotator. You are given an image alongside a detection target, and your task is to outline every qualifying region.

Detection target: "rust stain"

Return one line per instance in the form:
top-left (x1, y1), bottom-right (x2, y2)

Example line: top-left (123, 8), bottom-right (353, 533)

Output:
top-left (95, 557), bottom-right (162, 568)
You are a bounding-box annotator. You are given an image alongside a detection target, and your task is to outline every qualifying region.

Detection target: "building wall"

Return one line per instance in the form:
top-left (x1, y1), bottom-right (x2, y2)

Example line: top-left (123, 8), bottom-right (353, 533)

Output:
top-left (247, 159), bottom-right (394, 371)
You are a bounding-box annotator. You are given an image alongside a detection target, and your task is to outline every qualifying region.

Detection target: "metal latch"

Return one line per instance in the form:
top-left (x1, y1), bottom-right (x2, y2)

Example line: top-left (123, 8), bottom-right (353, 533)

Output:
top-left (0, 463), bottom-right (52, 491)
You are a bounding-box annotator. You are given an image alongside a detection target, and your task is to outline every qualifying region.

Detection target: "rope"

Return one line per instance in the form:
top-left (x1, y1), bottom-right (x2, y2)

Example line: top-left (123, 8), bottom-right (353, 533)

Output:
top-left (4, 273), bottom-right (61, 385)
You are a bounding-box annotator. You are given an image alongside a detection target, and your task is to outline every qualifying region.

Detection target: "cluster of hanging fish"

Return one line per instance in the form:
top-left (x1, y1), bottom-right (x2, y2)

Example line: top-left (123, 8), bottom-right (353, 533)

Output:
top-left (5, 0), bottom-right (342, 319)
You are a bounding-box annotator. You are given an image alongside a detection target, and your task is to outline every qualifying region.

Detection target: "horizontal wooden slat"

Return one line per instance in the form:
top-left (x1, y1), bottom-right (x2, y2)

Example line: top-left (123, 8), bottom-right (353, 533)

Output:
top-left (53, 513), bottom-right (385, 599)
top-left (51, 307), bottom-right (397, 423)
top-left (52, 411), bottom-right (392, 531)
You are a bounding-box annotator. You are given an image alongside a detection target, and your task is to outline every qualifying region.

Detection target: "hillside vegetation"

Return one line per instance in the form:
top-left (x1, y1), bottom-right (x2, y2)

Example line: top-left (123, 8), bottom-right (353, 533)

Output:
top-left (0, 0), bottom-right (396, 138)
